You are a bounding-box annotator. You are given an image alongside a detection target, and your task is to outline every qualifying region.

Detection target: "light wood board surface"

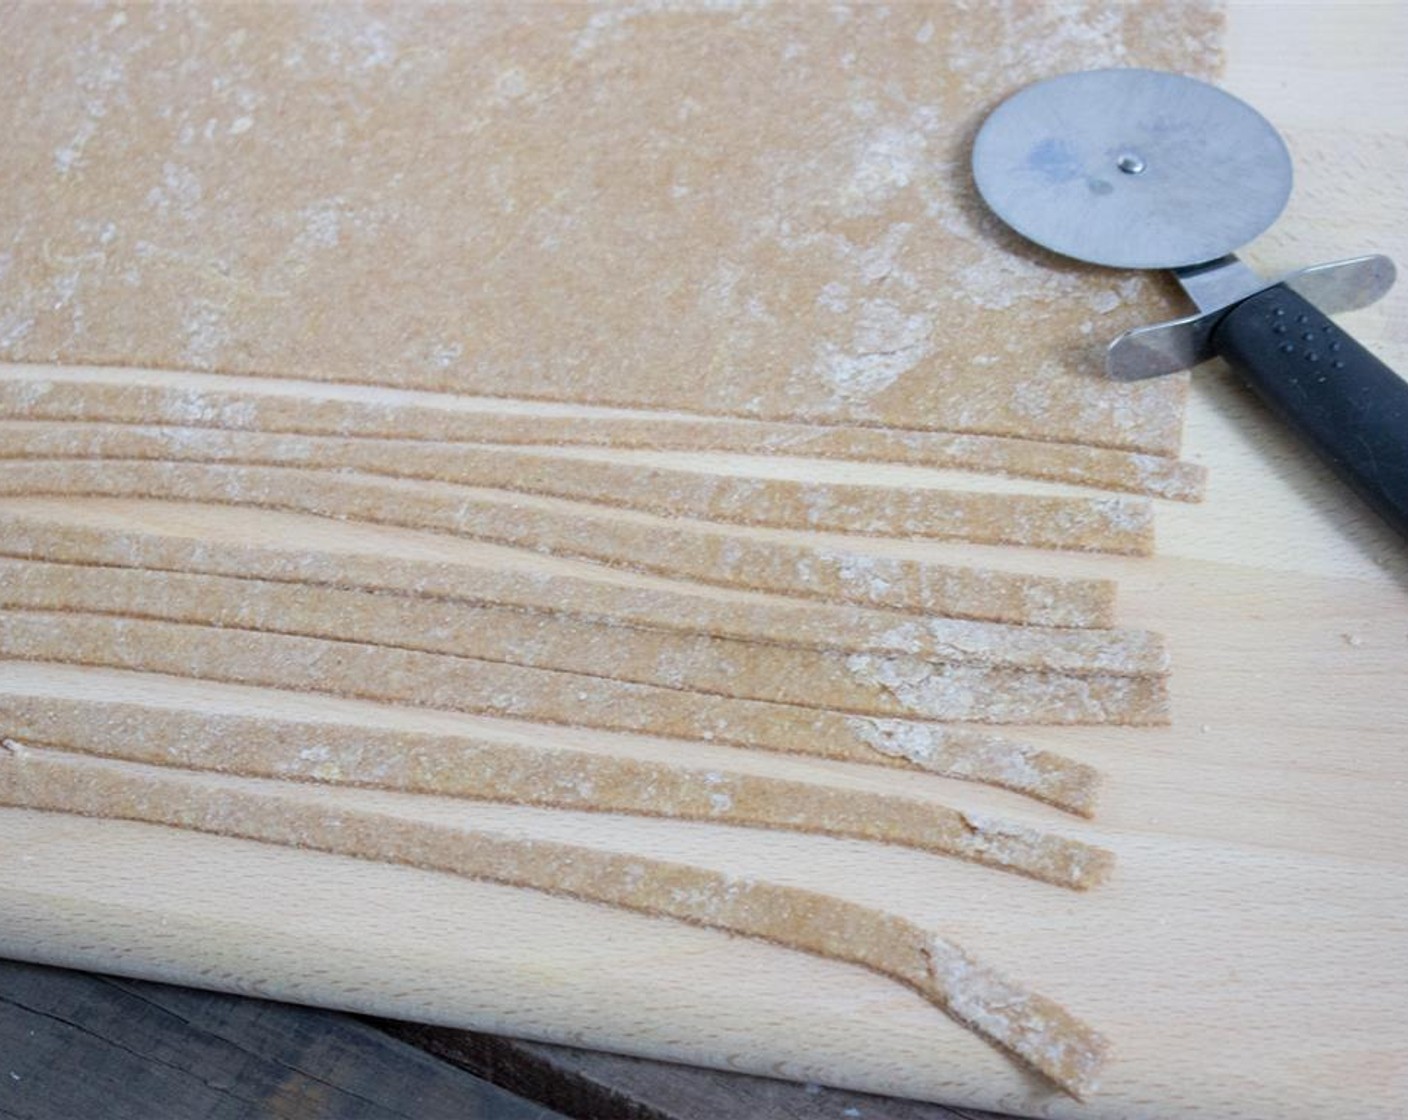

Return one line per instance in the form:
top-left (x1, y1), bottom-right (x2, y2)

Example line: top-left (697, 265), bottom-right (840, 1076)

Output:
top-left (2, 4), bottom-right (1407, 1118)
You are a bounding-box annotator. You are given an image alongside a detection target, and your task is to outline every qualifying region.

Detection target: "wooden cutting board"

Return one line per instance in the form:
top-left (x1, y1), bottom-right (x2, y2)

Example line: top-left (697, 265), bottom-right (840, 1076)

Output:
top-left (2, 5), bottom-right (1406, 1117)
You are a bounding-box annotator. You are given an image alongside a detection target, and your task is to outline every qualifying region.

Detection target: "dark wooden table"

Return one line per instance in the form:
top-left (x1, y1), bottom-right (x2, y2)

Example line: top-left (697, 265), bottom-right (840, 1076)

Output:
top-left (0, 957), bottom-right (1008, 1119)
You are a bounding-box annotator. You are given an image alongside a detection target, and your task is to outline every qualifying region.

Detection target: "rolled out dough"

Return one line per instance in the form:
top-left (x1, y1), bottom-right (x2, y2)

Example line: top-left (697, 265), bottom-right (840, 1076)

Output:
top-left (0, 3), bottom-right (1219, 452)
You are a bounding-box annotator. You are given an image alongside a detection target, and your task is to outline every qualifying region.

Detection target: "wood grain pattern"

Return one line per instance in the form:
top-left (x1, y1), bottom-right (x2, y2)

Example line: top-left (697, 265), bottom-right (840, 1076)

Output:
top-left (0, 957), bottom-right (563, 1120)
top-left (2, 955), bottom-right (1004, 1120)
top-left (380, 1019), bottom-right (1009, 1120)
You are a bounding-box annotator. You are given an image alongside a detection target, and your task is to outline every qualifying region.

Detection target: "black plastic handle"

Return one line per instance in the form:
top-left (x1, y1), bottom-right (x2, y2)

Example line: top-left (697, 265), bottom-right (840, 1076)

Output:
top-left (1211, 284), bottom-right (1408, 539)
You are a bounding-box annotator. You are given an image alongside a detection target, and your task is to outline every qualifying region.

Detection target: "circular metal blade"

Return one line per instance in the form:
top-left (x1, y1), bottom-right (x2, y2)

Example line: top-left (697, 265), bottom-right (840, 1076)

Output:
top-left (971, 68), bottom-right (1293, 270)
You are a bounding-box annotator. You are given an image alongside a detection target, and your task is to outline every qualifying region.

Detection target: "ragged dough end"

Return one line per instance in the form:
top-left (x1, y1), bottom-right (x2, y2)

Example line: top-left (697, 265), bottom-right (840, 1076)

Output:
top-left (924, 937), bottom-right (1109, 1101)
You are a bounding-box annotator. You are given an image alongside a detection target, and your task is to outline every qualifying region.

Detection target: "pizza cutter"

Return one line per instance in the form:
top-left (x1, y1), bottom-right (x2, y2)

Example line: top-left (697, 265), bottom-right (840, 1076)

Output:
top-left (972, 68), bottom-right (1408, 538)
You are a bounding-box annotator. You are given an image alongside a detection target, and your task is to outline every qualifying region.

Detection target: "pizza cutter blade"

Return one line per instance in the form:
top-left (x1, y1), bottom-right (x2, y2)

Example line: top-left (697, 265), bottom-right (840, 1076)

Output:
top-left (972, 68), bottom-right (1408, 540)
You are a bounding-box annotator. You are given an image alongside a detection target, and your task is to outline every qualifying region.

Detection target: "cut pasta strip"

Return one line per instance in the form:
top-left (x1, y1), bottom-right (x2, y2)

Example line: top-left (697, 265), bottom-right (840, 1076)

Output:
top-left (0, 660), bottom-right (1102, 815)
top-left (0, 515), bottom-right (1162, 673)
top-left (0, 507), bottom-right (1116, 631)
top-left (0, 422), bottom-right (1155, 553)
top-left (0, 625), bottom-right (1159, 843)
top-left (0, 460), bottom-right (1118, 624)
top-left (0, 560), bottom-right (1164, 722)
top-left (0, 696), bottom-right (1111, 888)
top-left (0, 372), bottom-right (1206, 500)
top-left (0, 547), bottom-right (1164, 680)
top-left (0, 742), bottom-right (1111, 1097)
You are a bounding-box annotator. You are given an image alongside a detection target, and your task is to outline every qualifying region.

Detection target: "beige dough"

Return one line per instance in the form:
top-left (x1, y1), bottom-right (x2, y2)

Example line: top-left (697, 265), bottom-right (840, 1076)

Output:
top-left (0, 4), bottom-right (1218, 455)
top-left (0, 461), bottom-right (1123, 621)
top-left (0, 423), bottom-right (1156, 553)
top-left (0, 699), bottom-right (1111, 889)
top-left (0, 604), bottom-right (1166, 728)
top-left (0, 515), bottom-right (1163, 675)
top-left (0, 560), bottom-right (1166, 724)
top-left (0, 505), bottom-right (1118, 630)
top-left (0, 659), bottom-right (1102, 815)
top-left (0, 2), bottom-right (1238, 1096)
top-left (0, 371), bottom-right (1207, 501)
top-left (0, 743), bottom-right (1111, 1098)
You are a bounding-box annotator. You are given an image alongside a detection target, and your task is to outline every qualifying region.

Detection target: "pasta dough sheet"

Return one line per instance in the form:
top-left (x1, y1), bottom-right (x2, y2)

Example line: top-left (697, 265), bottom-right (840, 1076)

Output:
top-left (0, 463), bottom-right (1127, 618)
top-left (0, 516), bottom-right (1164, 676)
top-left (0, 423), bottom-right (1156, 553)
top-left (0, 371), bottom-right (1207, 500)
top-left (0, 745), bottom-right (1110, 1098)
top-left (0, 3), bottom-right (1219, 452)
top-left (0, 697), bottom-right (1111, 888)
